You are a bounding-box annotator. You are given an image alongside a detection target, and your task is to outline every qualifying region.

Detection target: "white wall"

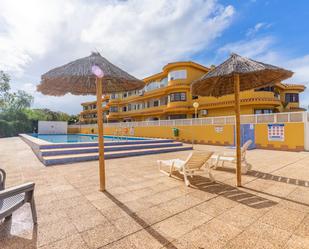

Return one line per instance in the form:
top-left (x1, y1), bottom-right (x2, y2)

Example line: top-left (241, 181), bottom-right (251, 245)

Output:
top-left (38, 121), bottom-right (67, 134)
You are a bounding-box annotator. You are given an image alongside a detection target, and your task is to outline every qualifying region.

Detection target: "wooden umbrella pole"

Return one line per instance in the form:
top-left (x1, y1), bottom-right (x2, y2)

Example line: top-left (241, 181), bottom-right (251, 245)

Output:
top-left (96, 77), bottom-right (106, 191)
top-left (234, 73), bottom-right (242, 187)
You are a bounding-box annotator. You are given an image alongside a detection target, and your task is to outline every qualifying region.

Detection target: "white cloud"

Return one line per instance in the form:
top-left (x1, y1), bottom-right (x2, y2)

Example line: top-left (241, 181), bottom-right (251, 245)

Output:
top-left (218, 36), bottom-right (309, 107)
top-left (0, 0), bottom-right (235, 113)
top-left (80, 0), bottom-right (234, 77)
top-left (218, 36), bottom-right (309, 86)
top-left (218, 36), bottom-right (275, 59)
top-left (0, 0), bottom-right (76, 73)
top-left (286, 55), bottom-right (309, 84)
top-left (246, 22), bottom-right (271, 37)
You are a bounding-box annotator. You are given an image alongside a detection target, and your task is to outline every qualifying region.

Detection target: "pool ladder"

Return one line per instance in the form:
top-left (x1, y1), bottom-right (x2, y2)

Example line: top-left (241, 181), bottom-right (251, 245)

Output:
top-left (112, 128), bottom-right (128, 142)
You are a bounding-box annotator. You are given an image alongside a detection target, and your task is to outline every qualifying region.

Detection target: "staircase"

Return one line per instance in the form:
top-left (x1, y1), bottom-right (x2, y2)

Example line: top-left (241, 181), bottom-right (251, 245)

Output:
top-left (37, 139), bottom-right (192, 166)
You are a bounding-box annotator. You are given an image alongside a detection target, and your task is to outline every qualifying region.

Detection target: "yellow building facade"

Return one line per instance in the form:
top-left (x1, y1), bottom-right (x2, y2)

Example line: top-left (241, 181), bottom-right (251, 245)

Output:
top-left (80, 61), bottom-right (305, 124)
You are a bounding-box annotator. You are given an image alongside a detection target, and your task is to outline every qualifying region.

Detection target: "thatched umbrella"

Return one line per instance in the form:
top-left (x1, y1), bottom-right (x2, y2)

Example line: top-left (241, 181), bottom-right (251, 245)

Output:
top-left (37, 52), bottom-right (145, 191)
top-left (191, 53), bottom-right (293, 186)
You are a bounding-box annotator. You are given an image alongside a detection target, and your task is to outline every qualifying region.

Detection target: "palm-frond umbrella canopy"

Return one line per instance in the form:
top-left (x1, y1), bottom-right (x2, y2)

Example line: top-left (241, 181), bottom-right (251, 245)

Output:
top-left (37, 52), bottom-right (144, 96)
top-left (191, 53), bottom-right (293, 186)
top-left (37, 52), bottom-right (145, 191)
top-left (191, 53), bottom-right (293, 97)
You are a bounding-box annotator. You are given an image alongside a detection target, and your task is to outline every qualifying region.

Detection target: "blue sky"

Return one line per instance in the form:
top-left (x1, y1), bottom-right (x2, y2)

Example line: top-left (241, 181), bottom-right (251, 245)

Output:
top-left (0, 0), bottom-right (308, 114)
top-left (195, 0), bottom-right (309, 62)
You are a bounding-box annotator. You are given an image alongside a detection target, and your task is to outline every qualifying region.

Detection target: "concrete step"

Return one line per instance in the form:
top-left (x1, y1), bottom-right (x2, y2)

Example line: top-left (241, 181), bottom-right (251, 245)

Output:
top-left (39, 139), bottom-right (175, 149)
top-left (40, 142), bottom-right (183, 156)
top-left (42, 145), bottom-right (193, 166)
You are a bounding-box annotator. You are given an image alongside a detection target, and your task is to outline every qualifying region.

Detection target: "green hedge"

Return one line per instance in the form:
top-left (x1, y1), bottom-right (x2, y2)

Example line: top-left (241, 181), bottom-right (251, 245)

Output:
top-left (0, 119), bottom-right (32, 137)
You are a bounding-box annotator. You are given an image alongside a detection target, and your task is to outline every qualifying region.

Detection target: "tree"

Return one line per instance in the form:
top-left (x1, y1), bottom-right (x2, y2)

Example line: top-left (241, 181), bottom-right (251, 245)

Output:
top-left (0, 71), bottom-right (79, 137)
top-left (0, 71), bottom-right (34, 137)
top-left (5, 90), bottom-right (33, 111)
top-left (0, 71), bottom-right (33, 112)
top-left (0, 71), bottom-right (11, 109)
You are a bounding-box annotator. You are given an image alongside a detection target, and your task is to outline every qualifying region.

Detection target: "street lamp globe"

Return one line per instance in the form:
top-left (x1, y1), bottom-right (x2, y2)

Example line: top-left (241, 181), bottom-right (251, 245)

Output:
top-left (193, 102), bottom-right (199, 109)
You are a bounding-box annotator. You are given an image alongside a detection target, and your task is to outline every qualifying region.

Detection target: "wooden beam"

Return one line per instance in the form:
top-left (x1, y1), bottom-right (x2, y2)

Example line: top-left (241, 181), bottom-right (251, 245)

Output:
top-left (234, 73), bottom-right (242, 187)
top-left (96, 77), bottom-right (106, 191)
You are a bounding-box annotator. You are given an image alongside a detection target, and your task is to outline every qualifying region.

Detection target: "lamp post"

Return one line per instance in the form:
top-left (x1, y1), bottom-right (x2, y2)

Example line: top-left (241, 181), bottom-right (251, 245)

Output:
top-left (193, 102), bottom-right (199, 118)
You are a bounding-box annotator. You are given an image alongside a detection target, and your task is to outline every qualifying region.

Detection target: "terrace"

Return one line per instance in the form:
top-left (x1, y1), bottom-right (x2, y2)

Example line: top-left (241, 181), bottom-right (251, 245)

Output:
top-left (1, 137), bottom-right (309, 248)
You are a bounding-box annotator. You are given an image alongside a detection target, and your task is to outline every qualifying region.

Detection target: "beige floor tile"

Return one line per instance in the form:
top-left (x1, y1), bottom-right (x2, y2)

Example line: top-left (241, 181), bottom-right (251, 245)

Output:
top-left (285, 235), bottom-right (309, 249)
top-left (294, 214), bottom-right (309, 238)
top-left (65, 202), bottom-right (98, 219)
top-left (246, 220), bottom-right (292, 247)
top-left (195, 196), bottom-right (237, 217)
top-left (135, 206), bottom-right (173, 225)
top-left (198, 218), bottom-right (242, 243)
top-left (111, 215), bottom-right (144, 236)
top-left (152, 216), bottom-right (192, 241)
top-left (70, 210), bottom-right (110, 232)
top-left (101, 236), bottom-right (138, 249)
top-left (2, 138), bottom-right (309, 248)
top-left (217, 208), bottom-right (257, 229)
top-left (81, 223), bottom-right (123, 248)
top-left (36, 218), bottom-right (78, 247)
top-left (127, 228), bottom-right (167, 249)
top-left (174, 207), bottom-right (213, 229)
top-left (223, 231), bottom-right (259, 249)
top-left (39, 234), bottom-right (89, 249)
top-left (258, 206), bottom-right (306, 232)
top-left (178, 227), bottom-right (226, 249)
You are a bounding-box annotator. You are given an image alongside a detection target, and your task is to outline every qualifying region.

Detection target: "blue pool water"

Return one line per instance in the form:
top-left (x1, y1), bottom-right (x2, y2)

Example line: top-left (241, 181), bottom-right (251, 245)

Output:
top-left (30, 134), bottom-right (145, 143)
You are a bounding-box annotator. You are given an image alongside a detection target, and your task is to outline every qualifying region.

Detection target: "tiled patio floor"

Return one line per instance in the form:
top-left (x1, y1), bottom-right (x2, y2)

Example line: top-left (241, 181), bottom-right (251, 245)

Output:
top-left (1, 137), bottom-right (309, 248)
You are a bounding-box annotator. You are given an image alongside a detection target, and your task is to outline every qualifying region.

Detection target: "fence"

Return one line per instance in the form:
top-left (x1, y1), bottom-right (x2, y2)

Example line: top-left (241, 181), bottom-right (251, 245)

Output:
top-left (69, 111), bottom-right (306, 129)
top-left (67, 111), bottom-right (308, 151)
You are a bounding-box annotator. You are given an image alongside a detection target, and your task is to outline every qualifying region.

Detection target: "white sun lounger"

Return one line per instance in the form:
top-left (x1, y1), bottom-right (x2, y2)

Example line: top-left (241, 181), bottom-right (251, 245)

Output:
top-left (210, 140), bottom-right (253, 174)
top-left (157, 151), bottom-right (215, 186)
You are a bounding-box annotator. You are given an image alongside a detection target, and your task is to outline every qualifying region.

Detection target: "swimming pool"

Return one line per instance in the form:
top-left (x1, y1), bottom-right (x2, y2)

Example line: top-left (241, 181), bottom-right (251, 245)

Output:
top-left (29, 134), bottom-right (146, 143)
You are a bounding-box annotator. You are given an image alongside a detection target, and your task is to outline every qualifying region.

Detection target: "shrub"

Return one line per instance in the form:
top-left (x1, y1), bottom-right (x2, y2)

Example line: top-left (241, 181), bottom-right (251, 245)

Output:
top-left (0, 119), bottom-right (13, 137)
top-left (0, 119), bottom-right (32, 137)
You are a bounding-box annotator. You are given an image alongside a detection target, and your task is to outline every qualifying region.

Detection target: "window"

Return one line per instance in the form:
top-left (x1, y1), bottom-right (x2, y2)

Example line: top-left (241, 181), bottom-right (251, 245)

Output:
top-left (160, 96), bottom-right (168, 105)
top-left (153, 100), bottom-right (159, 107)
top-left (255, 86), bottom-right (274, 92)
top-left (122, 106), bottom-right (127, 112)
top-left (110, 93), bottom-right (119, 99)
top-left (169, 92), bottom-right (186, 102)
top-left (145, 81), bottom-right (161, 92)
top-left (285, 93), bottom-right (299, 103)
top-left (254, 109), bottom-right (274, 114)
top-left (168, 70), bottom-right (187, 81)
top-left (192, 95), bottom-right (198, 100)
top-left (110, 106), bottom-right (118, 113)
top-left (160, 77), bottom-right (168, 87)
top-left (168, 114), bottom-right (187, 120)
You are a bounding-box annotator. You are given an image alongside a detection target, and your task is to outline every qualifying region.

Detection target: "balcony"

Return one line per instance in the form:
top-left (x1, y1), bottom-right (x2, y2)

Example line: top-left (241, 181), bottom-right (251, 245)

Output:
top-left (166, 101), bottom-right (190, 113)
top-left (198, 91), bottom-right (281, 109)
top-left (80, 106), bottom-right (109, 115)
top-left (117, 105), bottom-right (167, 117)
